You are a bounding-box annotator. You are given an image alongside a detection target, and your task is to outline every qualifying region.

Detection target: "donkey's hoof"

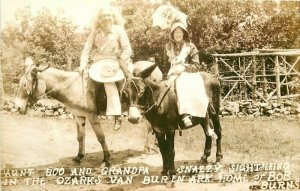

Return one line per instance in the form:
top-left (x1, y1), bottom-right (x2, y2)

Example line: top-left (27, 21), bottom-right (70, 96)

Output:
top-left (199, 157), bottom-right (208, 165)
top-left (215, 156), bottom-right (222, 164)
top-left (72, 154), bottom-right (85, 164)
top-left (105, 161), bottom-right (111, 168)
top-left (168, 169), bottom-right (177, 177)
top-left (161, 169), bottom-right (168, 176)
top-left (72, 158), bottom-right (81, 164)
top-left (100, 161), bottom-right (111, 168)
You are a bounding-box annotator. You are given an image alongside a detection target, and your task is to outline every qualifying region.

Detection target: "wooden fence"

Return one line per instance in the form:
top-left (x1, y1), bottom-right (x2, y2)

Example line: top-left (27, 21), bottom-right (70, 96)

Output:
top-left (212, 49), bottom-right (300, 103)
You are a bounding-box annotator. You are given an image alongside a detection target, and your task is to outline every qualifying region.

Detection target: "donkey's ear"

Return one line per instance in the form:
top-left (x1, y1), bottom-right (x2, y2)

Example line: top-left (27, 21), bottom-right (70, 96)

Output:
top-left (144, 78), bottom-right (160, 89)
top-left (140, 63), bottom-right (158, 79)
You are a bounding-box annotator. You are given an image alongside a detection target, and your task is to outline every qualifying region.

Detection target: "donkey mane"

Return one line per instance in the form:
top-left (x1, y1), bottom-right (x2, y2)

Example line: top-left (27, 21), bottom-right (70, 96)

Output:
top-left (36, 67), bottom-right (81, 88)
top-left (43, 67), bottom-right (79, 80)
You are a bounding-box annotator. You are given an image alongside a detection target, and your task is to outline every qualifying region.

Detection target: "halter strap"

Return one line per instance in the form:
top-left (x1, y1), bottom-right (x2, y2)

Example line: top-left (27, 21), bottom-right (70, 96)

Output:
top-left (141, 80), bottom-right (172, 114)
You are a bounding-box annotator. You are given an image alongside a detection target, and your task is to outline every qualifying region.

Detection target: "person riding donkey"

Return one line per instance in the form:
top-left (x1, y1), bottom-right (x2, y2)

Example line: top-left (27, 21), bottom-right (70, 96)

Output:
top-left (165, 21), bottom-right (218, 139)
top-left (79, 4), bottom-right (133, 130)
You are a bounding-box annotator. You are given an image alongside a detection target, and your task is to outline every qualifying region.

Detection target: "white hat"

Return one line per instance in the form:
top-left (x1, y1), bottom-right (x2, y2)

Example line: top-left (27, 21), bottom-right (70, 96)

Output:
top-left (89, 58), bottom-right (125, 82)
top-left (170, 22), bottom-right (187, 33)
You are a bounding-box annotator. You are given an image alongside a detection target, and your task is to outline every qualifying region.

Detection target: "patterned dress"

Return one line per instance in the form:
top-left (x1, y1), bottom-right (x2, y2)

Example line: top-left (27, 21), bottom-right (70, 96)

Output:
top-left (165, 41), bottom-right (209, 118)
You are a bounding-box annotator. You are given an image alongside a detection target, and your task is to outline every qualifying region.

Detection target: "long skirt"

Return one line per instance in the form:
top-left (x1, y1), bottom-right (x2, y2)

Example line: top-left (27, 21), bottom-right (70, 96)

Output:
top-left (104, 82), bottom-right (121, 116)
top-left (176, 72), bottom-right (209, 118)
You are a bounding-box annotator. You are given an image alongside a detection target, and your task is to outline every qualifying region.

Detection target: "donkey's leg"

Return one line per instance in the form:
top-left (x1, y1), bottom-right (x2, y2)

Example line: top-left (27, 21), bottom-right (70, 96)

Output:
top-left (213, 115), bottom-right (223, 164)
top-left (144, 123), bottom-right (152, 154)
top-left (199, 116), bottom-right (212, 165)
top-left (88, 114), bottom-right (111, 167)
top-left (73, 116), bottom-right (86, 164)
top-left (155, 132), bottom-right (169, 176)
top-left (166, 130), bottom-right (176, 177)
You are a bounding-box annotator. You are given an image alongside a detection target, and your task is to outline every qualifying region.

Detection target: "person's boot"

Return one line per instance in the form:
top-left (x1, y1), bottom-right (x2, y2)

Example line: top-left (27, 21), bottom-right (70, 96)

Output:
top-left (206, 128), bottom-right (218, 140)
top-left (114, 115), bottom-right (122, 131)
top-left (182, 114), bottom-right (192, 127)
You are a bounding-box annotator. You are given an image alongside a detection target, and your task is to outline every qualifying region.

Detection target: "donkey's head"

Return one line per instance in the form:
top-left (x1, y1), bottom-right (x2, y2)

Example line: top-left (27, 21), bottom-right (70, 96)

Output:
top-left (126, 62), bottom-right (163, 124)
top-left (15, 57), bottom-right (48, 114)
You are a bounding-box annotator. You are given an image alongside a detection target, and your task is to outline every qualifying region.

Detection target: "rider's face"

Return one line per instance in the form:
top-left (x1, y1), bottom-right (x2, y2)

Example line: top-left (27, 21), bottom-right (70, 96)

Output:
top-left (173, 27), bottom-right (184, 42)
top-left (99, 10), bottom-right (114, 26)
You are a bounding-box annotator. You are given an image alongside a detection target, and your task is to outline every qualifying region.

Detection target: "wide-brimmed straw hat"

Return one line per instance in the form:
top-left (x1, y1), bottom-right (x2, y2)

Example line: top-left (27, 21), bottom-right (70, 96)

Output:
top-left (89, 58), bottom-right (125, 83)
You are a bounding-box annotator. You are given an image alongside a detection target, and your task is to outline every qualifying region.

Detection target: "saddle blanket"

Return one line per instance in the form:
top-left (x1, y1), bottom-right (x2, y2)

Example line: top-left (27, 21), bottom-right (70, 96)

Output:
top-left (176, 72), bottom-right (209, 118)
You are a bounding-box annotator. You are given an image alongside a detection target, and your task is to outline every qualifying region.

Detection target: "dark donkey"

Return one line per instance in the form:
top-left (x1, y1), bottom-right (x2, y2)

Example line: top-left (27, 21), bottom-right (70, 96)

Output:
top-left (127, 61), bottom-right (223, 176)
top-left (15, 57), bottom-right (111, 167)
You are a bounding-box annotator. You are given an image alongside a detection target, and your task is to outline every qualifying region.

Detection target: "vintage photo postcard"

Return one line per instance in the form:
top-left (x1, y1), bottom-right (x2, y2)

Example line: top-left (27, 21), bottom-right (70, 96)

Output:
top-left (1, 0), bottom-right (299, 190)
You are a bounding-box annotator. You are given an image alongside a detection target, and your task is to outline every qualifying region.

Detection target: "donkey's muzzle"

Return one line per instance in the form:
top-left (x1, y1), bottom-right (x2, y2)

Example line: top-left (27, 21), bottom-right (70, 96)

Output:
top-left (128, 106), bottom-right (141, 124)
top-left (15, 98), bottom-right (27, 114)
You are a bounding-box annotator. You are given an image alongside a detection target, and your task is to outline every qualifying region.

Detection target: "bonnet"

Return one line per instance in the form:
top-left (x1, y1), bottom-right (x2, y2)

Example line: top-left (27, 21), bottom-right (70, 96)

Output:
top-left (170, 22), bottom-right (190, 42)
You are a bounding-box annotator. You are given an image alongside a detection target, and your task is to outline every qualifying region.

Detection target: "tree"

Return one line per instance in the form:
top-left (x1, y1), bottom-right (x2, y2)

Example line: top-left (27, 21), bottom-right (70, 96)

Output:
top-left (0, 56), bottom-right (4, 103)
top-left (1, 7), bottom-right (82, 70)
top-left (1, 7), bottom-right (82, 95)
top-left (116, 0), bottom-right (299, 68)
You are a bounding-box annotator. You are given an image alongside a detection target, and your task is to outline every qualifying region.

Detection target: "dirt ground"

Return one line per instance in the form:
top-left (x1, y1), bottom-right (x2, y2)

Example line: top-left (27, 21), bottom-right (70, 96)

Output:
top-left (1, 112), bottom-right (299, 191)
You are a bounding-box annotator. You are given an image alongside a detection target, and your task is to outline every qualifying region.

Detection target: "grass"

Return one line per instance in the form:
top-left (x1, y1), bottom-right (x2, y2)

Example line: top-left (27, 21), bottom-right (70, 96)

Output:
top-left (174, 116), bottom-right (300, 179)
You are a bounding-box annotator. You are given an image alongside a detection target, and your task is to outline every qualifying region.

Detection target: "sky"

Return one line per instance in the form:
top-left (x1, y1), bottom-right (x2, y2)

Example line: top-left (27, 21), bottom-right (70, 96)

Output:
top-left (0, 0), bottom-right (114, 31)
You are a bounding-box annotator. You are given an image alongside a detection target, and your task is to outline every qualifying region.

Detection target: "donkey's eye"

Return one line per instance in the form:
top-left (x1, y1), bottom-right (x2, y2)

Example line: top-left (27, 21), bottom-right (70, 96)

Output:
top-left (138, 91), bottom-right (145, 97)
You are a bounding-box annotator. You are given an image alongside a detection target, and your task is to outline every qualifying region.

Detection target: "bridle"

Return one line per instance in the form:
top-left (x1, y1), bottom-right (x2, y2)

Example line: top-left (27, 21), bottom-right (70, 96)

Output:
top-left (120, 77), bottom-right (145, 109)
top-left (124, 77), bottom-right (171, 114)
top-left (22, 64), bottom-right (49, 102)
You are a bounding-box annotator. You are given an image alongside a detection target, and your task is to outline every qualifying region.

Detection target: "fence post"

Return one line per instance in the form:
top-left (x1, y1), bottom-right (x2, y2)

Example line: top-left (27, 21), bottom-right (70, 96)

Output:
top-left (252, 56), bottom-right (257, 100)
top-left (214, 57), bottom-right (219, 77)
top-left (0, 60), bottom-right (4, 104)
top-left (243, 57), bottom-right (248, 100)
top-left (262, 57), bottom-right (268, 98)
top-left (275, 56), bottom-right (281, 101)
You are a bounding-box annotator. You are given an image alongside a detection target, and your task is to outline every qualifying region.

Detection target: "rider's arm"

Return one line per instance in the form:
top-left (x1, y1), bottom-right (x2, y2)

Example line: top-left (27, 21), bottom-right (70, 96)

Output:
top-left (118, 26), bottom-right (132, 64)
top-left (118, 26), bottom-right (133, 78)
top-left (79, 29), bottom-right (96, 70)
top-left (165, 42), bottom-right (178, 66)
top-left (186, 43), bottom-right (206, 72)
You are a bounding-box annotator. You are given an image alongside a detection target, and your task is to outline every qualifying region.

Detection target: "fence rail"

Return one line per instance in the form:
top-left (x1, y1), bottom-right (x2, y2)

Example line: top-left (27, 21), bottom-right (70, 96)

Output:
top-left (212, 49), bottom-right (300, 103)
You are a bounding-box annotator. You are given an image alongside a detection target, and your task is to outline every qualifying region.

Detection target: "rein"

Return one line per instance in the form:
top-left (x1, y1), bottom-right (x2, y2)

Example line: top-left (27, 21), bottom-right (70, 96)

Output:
top-left (142, 81), bottom-right (171, 114)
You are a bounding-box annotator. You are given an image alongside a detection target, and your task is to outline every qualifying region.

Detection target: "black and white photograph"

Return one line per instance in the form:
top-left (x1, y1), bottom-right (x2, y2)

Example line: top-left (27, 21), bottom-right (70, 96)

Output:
top-left (0, 0), bottom-right (299, 190)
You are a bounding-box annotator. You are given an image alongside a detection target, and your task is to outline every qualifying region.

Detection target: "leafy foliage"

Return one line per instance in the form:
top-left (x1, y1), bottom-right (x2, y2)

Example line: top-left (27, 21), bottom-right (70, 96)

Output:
top-left (1, 7), bottom-right (83, 95)
top-left (118, 0), bottom-right (299, 71)
top-left (1, 1), bottom-right (299, 95)
top-left (1, 7), bottom-right (82, 70)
